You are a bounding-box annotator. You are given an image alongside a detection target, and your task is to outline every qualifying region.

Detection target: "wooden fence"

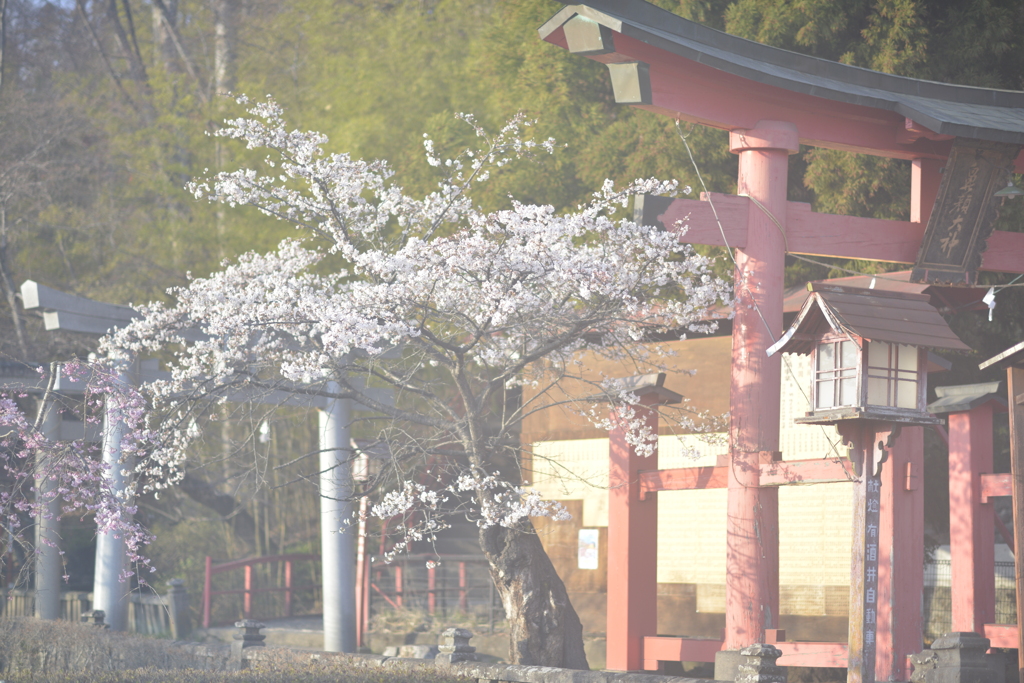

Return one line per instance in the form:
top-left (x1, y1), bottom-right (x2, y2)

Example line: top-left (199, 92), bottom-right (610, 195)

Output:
top-left (1, 588), bottom-right (188, 637)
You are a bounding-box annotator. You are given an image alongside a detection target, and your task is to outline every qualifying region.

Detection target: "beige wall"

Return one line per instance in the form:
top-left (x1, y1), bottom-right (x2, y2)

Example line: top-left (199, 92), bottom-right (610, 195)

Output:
top-left (529, 352), bottom-right (855, 620)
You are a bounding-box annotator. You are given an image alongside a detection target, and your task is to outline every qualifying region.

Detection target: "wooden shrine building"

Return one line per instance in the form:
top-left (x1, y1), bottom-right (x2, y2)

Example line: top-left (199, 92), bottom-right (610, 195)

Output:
top-left (534, 1), bottom-right (1024, 681)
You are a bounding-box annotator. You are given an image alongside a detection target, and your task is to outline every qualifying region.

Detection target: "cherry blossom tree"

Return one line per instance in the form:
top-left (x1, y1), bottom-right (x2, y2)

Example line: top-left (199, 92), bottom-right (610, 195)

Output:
top-left (0, 360), bottom-right (168, 592)
top-left (100, 98), bottom-right (730, 668)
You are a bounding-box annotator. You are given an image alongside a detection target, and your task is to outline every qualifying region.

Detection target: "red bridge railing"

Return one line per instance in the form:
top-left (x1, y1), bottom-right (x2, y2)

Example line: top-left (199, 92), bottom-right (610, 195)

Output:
top-left (203, 551), bottom-right (501, 636)
top-left (202, 553), bottom-right (320, 629)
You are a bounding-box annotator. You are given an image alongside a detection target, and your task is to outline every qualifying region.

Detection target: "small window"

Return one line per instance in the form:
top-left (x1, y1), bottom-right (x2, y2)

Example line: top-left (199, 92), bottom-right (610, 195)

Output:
top-left (815, 340), bottom-right (858, 409)
top-left (865, 341), bottom-right (919, 409)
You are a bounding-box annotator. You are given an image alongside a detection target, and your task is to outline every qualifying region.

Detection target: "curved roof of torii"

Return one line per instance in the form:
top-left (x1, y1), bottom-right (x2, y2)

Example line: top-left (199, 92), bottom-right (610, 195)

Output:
top-left (540, 1), bottom-right (1024, 166)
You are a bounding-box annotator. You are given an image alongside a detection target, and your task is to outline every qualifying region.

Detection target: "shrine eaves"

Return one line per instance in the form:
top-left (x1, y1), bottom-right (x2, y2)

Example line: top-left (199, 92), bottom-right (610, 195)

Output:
top-left (540, 0), bottom-right (1024, 159)
top-left (541, 0), bottom-right (1024, 285)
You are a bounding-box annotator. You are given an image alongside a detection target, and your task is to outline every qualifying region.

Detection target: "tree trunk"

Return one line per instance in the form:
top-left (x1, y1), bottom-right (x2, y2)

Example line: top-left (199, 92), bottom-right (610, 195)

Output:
top-left (152, 0), bottom-right (178, 71)
top-left (0, 206), bottom-right (28, 360)
top-left (213, 0), bottom-right (240, 98)
top-left (214, 0), bottom-right (240, 258)
top-left (480, 521), bottom-right (589, 669)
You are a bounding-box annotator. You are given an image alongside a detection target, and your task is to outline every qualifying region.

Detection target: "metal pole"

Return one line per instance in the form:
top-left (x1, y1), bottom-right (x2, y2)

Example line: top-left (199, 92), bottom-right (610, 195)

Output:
top-left (319, 379), bottom-right (356, 652)
top-left (92, 363), bottom-right (133, 631)
top-left (34, 400), bottom-right (62, 620)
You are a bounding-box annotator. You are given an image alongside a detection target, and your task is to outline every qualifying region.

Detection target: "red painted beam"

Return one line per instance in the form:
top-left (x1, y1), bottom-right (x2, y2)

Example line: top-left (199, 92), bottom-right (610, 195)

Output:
top-left (776, 641), bottom-right (849, 669)
top-left (649, 195), bottom-right (1024, 275)
top-left (639, 458), bottom-right (855, 497)
top-left (982, 473), bottom-right (1012, 502)
top-left (639, 465), bottom-right (728, 498)
top-left (759, 458), bottom-right (856, 486)
top-left (647, 193), bottom-right (747, 248)
top-left (640, 636), bottom-right (849, 669)
top-left (641, 636), bottom-right (724, 670)
top-left (786, 203), bottom-right (923, 263)
top-left (984, 623), bottom-right (1019, 649)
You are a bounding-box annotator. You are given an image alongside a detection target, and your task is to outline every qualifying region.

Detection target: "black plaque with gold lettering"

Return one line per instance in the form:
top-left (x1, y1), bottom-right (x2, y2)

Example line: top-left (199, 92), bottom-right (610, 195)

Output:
top-left (911, 139), bottom-right (1020, 286)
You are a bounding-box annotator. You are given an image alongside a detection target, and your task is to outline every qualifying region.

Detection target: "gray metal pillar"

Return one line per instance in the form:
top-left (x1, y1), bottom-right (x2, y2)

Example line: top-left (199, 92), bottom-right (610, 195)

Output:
top-left (92, 367), bottom-right (132, 631)
top-left (319, 379), bottom-right (356, 652)
top-left (34, 402), bottom-right (62, 620)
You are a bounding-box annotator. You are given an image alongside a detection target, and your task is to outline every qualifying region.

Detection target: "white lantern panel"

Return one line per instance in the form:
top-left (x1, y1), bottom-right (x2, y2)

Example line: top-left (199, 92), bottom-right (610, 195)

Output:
top-left (815, 340), bottom-right (859, 409)
top-left (865, 341), bottom-right (921, 410)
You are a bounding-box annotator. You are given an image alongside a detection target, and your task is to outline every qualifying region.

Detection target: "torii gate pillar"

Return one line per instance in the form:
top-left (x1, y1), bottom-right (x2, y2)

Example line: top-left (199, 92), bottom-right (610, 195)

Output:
top-left (724, 121), bottom-right (798, 649)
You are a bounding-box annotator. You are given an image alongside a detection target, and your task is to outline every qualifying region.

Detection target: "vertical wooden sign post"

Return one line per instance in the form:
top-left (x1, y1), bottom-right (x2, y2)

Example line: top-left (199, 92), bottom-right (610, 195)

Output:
top-left (840, 423), bottom-right (898, 683)
top-left (850, 451), bottom-right (881, 683)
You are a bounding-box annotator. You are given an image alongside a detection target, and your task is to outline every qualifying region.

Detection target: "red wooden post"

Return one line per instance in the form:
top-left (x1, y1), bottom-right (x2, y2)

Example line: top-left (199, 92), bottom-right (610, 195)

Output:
top-left (606, 377), bottom-right (681, 672)
top-left (244, 564), bottom-right (253, 619)
top-left (203, 555), bottom-right (212, 629)
top-left (607, 396), bottom-right (658, 671)
top-left (394, 563), bottom-right (403, 608)
top-left (285, 560), bottom-right (293, 618)
top-left (427, 564), bottom-right (437, 615)
top-left (361, 550), bottom-right (370, 639)
top-left (949, 403), bottom-right (997, 632)
top-left (725, 121), bottom-right (796, 650)
top-left (876, 426), bottom-right (924, 681)
top-left (1009, 365), bottom-right (1024, 683)
top-left (458, 561), bottom-right (467, 612)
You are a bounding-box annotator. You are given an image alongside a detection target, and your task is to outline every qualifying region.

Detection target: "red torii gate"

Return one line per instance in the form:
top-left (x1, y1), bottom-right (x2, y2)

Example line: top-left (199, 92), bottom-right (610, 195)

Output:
top-left (539, 0), bottom-right (1024, 679)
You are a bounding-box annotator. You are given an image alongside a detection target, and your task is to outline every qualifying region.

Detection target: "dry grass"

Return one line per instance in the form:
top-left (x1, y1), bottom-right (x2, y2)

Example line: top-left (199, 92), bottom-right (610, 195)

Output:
top-left (0, 618), bottom-right (469, 683)
top-left (2, 665), bottom-right (470, 683)
top-left (0, 618), bottom-right (229, 674)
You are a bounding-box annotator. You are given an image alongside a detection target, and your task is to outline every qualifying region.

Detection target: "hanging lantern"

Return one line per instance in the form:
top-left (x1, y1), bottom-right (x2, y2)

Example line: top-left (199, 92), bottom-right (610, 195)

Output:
top-left (768, 284), bottom-right (971, 425)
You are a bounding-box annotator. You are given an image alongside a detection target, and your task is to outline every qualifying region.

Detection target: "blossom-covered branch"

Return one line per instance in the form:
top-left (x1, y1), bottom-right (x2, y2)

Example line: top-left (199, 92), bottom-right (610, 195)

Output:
top-left (98, 99), bottom-right (730, 662)
top-left (0, 360), bottom-right (166, 586)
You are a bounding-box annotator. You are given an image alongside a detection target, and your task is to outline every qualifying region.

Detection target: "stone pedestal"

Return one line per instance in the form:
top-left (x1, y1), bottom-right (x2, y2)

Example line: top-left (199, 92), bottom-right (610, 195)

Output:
top-left (435, 627), bottom-right (477, 666)
top-left (231, 620), bottom-right (266, 670)
top-left (167, 579), bottom-right (191, 640)
top-left (715, 649), bottom-right (745, 681)
top-left (910, 632), bottom-right (1004, 683)
top-left (80, 609), bottom-right (108, 628)
top-left (735, 644), bottom-right (785, 683)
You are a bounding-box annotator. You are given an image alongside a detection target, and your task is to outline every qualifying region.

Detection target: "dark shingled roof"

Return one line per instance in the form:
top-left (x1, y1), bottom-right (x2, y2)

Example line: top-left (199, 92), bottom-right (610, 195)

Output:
top-left (542, 1), bottom-right (1024, 145)
top-left (768, 284), bottom-right (972, 356)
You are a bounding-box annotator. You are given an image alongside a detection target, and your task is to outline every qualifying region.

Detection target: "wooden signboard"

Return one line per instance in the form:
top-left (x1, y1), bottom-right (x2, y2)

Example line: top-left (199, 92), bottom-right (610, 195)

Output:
top-left (839, 423), bottom-right (898, 683)
top-left (912, 139), bottom-right (1020, 286)
top-left (849, 469), bottom-right (882, 683)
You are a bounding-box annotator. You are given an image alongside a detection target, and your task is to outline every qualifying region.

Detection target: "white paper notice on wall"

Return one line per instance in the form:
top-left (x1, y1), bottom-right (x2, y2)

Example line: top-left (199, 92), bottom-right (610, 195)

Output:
top-left (578, 528), bottom-right (599, 570)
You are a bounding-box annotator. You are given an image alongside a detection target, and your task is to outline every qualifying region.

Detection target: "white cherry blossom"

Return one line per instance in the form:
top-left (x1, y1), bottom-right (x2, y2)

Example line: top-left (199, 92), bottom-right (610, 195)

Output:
top-left (101, 96), bottom-right (730, 562)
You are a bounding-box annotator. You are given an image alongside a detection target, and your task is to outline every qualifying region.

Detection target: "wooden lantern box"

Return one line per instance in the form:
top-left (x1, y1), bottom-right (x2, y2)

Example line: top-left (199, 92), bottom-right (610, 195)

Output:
top-left (768, 283), bottom-right (971, 425)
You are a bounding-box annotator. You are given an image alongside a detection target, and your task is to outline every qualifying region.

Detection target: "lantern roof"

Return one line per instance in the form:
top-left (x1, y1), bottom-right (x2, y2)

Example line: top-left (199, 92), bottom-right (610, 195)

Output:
top-left (541, 1), bottom-right (1024, 161)
top-left (767, 284), bottom-right (972, 356)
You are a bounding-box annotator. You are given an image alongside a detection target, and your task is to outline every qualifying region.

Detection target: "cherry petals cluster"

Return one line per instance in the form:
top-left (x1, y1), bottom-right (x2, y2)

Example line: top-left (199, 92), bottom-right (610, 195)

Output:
top-left (100, 97), bottom-right (731, 553)
top-left (0, 361), bottom-right (163, 584)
